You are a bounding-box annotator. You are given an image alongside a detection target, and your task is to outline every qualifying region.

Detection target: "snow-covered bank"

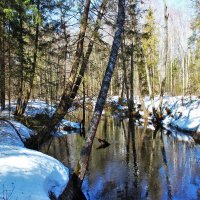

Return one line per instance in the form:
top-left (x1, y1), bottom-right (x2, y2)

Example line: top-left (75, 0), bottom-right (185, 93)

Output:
top-left (2, 96), bottom-right (200, 137)
top-left (0, 146), bottom-right (69, 200)
top-left (56, 119), bottom-right (81, 135)
top-left (0, 100), bottom-right (56, 118)
top-left (0, 120), bottom-right (69, 200)
top-left (108, 95), bottom-right (200, 135)
top-left (160, 96), bottom-right (200, 133)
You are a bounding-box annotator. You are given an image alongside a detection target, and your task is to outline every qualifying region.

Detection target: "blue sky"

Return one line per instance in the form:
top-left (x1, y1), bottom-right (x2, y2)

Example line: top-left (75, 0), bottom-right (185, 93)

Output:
top-left (168, 0), bottom-right (187, 8)
top-left (168, 0), bottom-right (194, 12)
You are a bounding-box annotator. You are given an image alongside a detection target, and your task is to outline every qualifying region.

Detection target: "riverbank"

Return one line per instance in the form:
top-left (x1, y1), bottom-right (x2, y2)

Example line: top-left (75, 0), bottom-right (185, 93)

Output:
top-left (109, 95), bottom-right (200, 142)
top-left (0, 119), bottom-right (69, 200)
top-left (0, 96), bottom-right (200, 199)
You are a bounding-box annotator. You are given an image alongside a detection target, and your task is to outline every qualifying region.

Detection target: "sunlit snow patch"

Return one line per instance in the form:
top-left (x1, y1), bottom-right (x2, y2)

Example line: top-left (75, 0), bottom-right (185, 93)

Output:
top-left (0, 145), bottom-right (69, 200)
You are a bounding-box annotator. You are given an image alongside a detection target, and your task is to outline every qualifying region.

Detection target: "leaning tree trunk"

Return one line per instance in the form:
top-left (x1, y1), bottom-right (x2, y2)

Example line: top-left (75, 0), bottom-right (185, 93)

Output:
top-left (29, 0), bottom-right (109, 148)
top-left (27, 0), bottom-right (91, 148)
top-left (58, 0), bottom-right (125, 199)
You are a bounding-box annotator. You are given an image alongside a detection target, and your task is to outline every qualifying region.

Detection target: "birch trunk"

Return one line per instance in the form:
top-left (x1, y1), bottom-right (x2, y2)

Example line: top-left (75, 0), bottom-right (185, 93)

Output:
top-left (58, 1), bottom-right (125, 199)
top-left (158, 0), bottom-right (168, 117)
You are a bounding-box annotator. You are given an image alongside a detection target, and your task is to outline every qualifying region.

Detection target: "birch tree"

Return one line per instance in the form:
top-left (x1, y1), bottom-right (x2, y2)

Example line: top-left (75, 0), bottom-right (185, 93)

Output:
top-left (59, 0), bottom-right (125, 198)
top-left (158, 0), bottom-right (169, 117)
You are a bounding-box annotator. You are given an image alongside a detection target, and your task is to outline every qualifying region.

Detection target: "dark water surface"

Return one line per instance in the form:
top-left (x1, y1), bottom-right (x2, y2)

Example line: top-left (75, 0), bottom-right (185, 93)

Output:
top-left (41, 117), bottom-right (200, 200)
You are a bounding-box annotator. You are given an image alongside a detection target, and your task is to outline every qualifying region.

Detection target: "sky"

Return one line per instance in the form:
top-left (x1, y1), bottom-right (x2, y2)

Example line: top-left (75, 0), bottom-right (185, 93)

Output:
top-left (168, 0), bottom-right (188, 8)
top-left (144, 0), bottom-right (194, 54)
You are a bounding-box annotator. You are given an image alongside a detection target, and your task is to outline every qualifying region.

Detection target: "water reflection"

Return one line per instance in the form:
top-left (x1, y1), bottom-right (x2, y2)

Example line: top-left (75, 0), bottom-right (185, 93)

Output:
top-left (40, 117), bottom-right (200, 200)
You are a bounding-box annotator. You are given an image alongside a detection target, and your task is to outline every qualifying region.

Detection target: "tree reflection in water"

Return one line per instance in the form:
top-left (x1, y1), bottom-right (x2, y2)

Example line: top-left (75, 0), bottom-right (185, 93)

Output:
top-left (40, 116), bottom-right (200, 200)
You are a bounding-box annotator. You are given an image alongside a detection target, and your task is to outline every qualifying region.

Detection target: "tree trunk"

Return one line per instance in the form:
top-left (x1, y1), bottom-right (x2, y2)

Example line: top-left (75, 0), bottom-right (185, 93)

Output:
top-left (136, 64), bottom-right (149, 118)
top-left (0, 12), bottom-right (6, 110)
top-left (182, 55), bottom-right (185, 103)
top-left (129, 43), bottom-right (135, 113)
top-left (15, 5), bottom-right (25, 115)
top-left (121, 33), bottom-right (129, 100)
top-left (158, 0), bottom-right (168, 117)
top-left (186, 52), bottom-right (190, 95)
top-left (15, 0), bottom-right (40, 115)
top-left (29, 0), bottom-right (109, 148)
top-left (58, 1), bottom-right (125, 199)
top-left (144, 57), bottom-right (156, 115)
top-left (28, 0), bottom-right (91, 147)
top-left (82, 79), bottom-right (86, 136)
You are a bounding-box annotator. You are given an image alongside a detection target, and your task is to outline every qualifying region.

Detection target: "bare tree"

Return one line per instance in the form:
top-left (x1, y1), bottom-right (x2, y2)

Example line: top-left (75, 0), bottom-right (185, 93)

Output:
top-left (58, 0), bottom-right (125, 199)
top-left (28, 0), bottom-right (109, 148)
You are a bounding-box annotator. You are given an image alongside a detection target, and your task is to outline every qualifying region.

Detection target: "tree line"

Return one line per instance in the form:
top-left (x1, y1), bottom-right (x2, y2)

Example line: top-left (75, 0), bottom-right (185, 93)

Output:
top-left (0, 0), bottom-right (200, 198)
top-left (0, 0), bottom-right (199, 114)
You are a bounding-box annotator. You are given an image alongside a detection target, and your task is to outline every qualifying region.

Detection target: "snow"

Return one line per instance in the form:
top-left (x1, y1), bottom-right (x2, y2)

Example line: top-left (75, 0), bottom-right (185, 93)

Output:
top-left (163, 128), bottom-right (195, 143)
top-left (56, 119), bottom-right (81, 135)
top-left (0, 100), bottom-right (56, 118)
top-left (1, 95), bottom-right (200, 199)
top-left (24, 100), bottom-right (56, 117)
top-left (0, 145), bottom-right (69, 200)
top-left (108, 95), bottom-right (200, 134)
top-left (61, 119), bottom-right (81, 129)
top-left (9, 120), bottom-right (34, 140)
top-left (160, 97), bottom-right (200, 133)
top-left (0, 120), bottom-right (69, 200)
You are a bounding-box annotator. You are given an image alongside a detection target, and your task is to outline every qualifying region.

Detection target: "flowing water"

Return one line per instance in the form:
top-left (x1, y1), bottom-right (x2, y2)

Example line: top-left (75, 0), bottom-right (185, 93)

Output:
top-left (41, 116), bottom-right (200, 200)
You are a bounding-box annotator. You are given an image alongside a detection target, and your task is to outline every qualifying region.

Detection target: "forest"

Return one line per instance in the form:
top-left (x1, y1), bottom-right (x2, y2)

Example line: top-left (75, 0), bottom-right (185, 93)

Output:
top-left (0, 0), bottom-right (200, 200)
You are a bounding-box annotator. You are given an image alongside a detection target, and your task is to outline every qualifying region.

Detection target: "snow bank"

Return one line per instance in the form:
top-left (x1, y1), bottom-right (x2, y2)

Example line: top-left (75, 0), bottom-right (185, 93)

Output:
top-left (0, 120), bottom-right (69, 199)
top-left (56, 119), bottom-right (81, 135)
top-left (0, 145), bottom-right (69, 200)
top-left (160, 97), bottom-right (200, 133)
top-left (108, 95), bottom-right (200, 134)
top-left (0, 120), bottom-right (26, 147)
top-left (61, 119), bottom-right (81, 129)
top-left (143, 96), bottom-right (200, 134)
top-left (24, 100), bottom-right (56, 117)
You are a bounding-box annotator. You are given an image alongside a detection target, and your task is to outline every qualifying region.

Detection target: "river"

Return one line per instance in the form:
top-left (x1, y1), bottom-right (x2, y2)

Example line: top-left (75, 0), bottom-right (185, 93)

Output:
top-left (40, 115), bottom-right (200, 200)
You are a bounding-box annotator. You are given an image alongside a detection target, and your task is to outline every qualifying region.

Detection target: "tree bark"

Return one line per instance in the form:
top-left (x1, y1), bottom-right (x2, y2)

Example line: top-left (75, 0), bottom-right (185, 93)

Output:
top-left (29, 0), bottom-right (109, 148)
top-left (144, 56), bottom-right (156, 115)
top-left (158, 0), bottom-right (168, 116)
top-left (0, 10), bottom-right (6, 110)
top-left (27, 0), bottom-right (91, 148)
top-left (129, 43), bottom-right (135, 113)
top-left (136, 64), bottom-right (149, 118)
top-left (15, 4), bottom-right (25, 115)
top-left (58, 0), bottom-right (125, 199)
top-left (15, 0), bottom-right (40, 115)
top-left (121, 33), bottom-right (129, 100)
